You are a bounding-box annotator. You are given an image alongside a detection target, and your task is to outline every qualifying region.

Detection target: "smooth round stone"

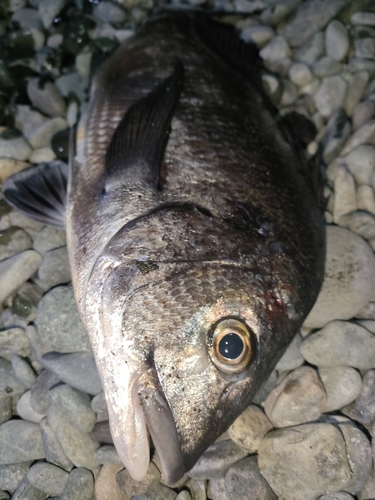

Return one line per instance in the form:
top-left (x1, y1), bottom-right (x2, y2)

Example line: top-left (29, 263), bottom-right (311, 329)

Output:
top-left (344, 71), bottom-right (369, 117)
top-left (93, 1), bottom-right (126, 23)
top-left (314, 76), bottom-right (347, 118)
top-left (176, 491), bottom-right (191, 500)
top-left (288, 62), bottom-right (312, 86)
top-left (320, 493), bottom-right (354, 499)
top-left (225, 456), bottom-right (276, 500)
top-left (0, 250), bottom-right (42, 303)
top-left (358, 186), bottom-right (375, 213)
top-left (38, 0), bottom-right (65, 28)
top-left (94, 464), bottom-right (125, 500)
top-left (48, 384), bottom-right (97, 433)
top-left (325, 20), bottom-right (349, 61)
top-left (322, 109), bottom-right (351, 165)
top-left (344, 145), bottom-right (375, 185)
top-left (258, 423), bottom-right (352, 500)
top-left (319, 366), bottom-right (362, 412)
top-left (0, 226), bottom-right (32, 261)
top-left (301, 320), bottom-right (375, 370)
top-left (348, 58), bottom-right (375, 78)
top-left (27, 462), bottom-right (69, 496)
top-left (313, 56), bottom-right (342, 77)
top-left (0, 357), bottom-right (27, 399)
top-left (295, 31), bottom-right (324, 65)
top-left (33, 246), bottom-right (71, 292)
top-left (188, 440), bottom-right (247, 480)
top-left (10, 475), bottom-right (48, 500)
top-left (338, 211), bottom-right (375, 241)
top-left (0, 420), bottom-right (44, 463)
top-left (8, 212), bottom-right (43, 239)
top-left (0, 134), bottom-right (31, 161)
top-left (353, 101), bottom-right (375, 130)
top-left (41, 352), bottom-right (101, 396)
top-left (341, 120), bottom-right (375, 156)
top-left (130, 482), bottom-right (176, 500)
top-left (207, 477), bottom-right (226, 500)
top-left (355, 38), bottom-right (375, 61)
top-left (40, 417), bottom-right (73, 472)
top-left (28, 117), bottom-right (68, 149)
top-left (260, 36), bottom-right (290, 63)
top-left (36, 286), bottom-right (91, 353)
top-left (333, 166), bottom-right (357, 222)
top-left (275, 332), bottom-right (304, 372)
top-left (47, 404), bottom-right (99, 470)
top-left (228, 405), bottom-right (273, 453)
top-left (351, 12), bottom-right (375, 25)
top-left (358, 466), bottom-right (375, 500)
top-left (342, 370), bottom-right (375, 426)
top-left (27, 78), bottom-right (66, 118)
top-left (33, 226), bottom-right (66, 258)
top-left (0, 328), bottom-right (30, 361)
top-left (116, 461), bottom-right (160, 496)
top-left (262, 73), bottom-right (282, 105)
top-left (94, 445), bottom-right (122, 466)
top-left (55, 72), bottom-right (87, 103)
top-left (91, 420), bottom-right (113, 444)
top-left (263, 366), bottom-right (326, 427)
top-left (29, 146), bottom-right (56, 163)
top-left (0, 158), bottom-right (29, 183)
top-left (260, 0), bottom-right (301, 26)
top-left (0, 462), bottom-right (32, 494)
top-left (15, 105), bottom-right (48, 141)
top-left (303, 226), bottom-right (375, 328)
top-left (58, 467), bottom-right (94, 500)
top-left (17, 390), bottom-right (45, 423)
top-left (91, 391), bottom-right (109, 422)
top-left (240, 25), bottom-right (274, 47)
top-left (0, 395), bottom-right (12, 425)
top-left (11, 355), bottom-right (36, 389)
top-left (30, 369), bottom-right (60, 415)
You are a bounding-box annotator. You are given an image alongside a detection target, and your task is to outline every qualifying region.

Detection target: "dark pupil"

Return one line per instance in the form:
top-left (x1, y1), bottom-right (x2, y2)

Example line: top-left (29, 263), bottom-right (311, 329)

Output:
top-left (218, 333), bottom-right (244, 360)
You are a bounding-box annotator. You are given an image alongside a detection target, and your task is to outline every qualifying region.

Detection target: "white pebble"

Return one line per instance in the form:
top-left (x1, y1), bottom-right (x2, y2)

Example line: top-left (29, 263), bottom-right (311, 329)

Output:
top-left (29, 147), bottom-right (56, 163)
top-left (260, 36), bottom-right (291, 63)
top-left (325, 20), bottom-right (349, 61)
top-left (289, 62), bottom-right (312, 86)
top-left (0, 250), bottom-right (43, 303)
top-left (344, 71), bottom-right (369, 117)
top-left (333, 165), bottom-right (357, 223)
top-left (240, 25), bottom-right (274, 48)
top-left (0, 158), bottom-right (29, 183)
top-left (344, 145), bottom-right (375, 185)
top-left (351, 12), bottom-right (375, 25)
top-left (341, 120), bottom-right (375, 155)
top-left (357, 185), bottom-right (375, 214)
top-left (314, 76), bottom-right (347, 118)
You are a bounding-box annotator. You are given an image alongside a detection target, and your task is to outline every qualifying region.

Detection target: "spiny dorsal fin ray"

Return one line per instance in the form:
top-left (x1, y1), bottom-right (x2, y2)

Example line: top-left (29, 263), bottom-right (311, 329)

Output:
top-left (105, 60), bottom-right (184, 189)
top-left (2, 161), bottom-right (68, 229)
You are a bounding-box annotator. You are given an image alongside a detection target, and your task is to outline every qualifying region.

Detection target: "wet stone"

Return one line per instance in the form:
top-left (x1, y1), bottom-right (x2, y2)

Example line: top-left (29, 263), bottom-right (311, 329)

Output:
top-left (94, 464), bottom-right (126, 500)
top-left (0, 226), bottom-right (32, 262)
top-left (38, 0), bottom-right (65, 29)
top-left (207, 477), bottom-right (226, 500)
top-left (348, 58), bottom-right (375, 78)
top-left (325, 20), bottom-right (349, 61)
top-left (314, 76), bottom-right (347, 118)
top-left (344, 145), bottom-right (375, 186)
top-left (40, 417), bottom-right (74, 472)
top-left (0, 490), bottom-right (9, 500)
top-left (253, 370), bottom-right (278, 405)
top-left (116, 461), bottom-right (160, 496)
top-left (225, 456), bottom-right (277, 500)
top-left (0, 462), bottom-right (32, 493)
top-left (91, 420), bottom-right (113, 444)
top-left (0, 328), bottom-right (30, 361)
top-left (11, 355), bottom-right (36, 389)
top-left (93, 0), bottom-right (126, 24)
top-left (12, 282), bottom-right (43, 323)
top-left (261, 73), bottom-right (282, 105)
top-left (176, 491), bottom-right (191, 500)
top-left (342, 370), bottom-right (375, 426)
top-left (27, 78), bottom-right (66, 118)
top-left (304, 226), bottom-right (375, 328)
top-left (301, 320), bottom-right (375, 370)
top-left (55, 72), bottom-right (87, 103)
top-left (338, 211), bottom-right (375, 241)
top-left (263, 366), bottom-right (326, 427)
top-left (0, 394), bottom-right (12, 425)
top-left (17, 390), bottom-right (45, 423)
top-left (58, 467), bottom-right (94, 500)
top-left (33, 246), bottom-right (71, 292)
top-left (319, 366), bottom-right (362, 412)
top-left (30, 369), bottom-right (61, 415)
top-left (36, 286), bottom-right (91, 353)
top-left (228, 405), bottom-right (273, 453)
top-left (260, 0), bottom-right (302, 26)
top-left (94, 445), bottom-right (122, 466)
top-left (27, 462), bottom-right (69, 496)
top-left (358, 467), bottom-right (375, 500)
top-left (275, 332), bottom-right (303, 372)
top-left (0, 250), bottom-right (42, 303)
top-left (188, 440), bottom-right (248, 480)
top-left (0, 420), bottom-right (44, 463)
top-left (10, 475), bottom-right (47, 500)
top-left (41, 352), bottom-right (101, 395)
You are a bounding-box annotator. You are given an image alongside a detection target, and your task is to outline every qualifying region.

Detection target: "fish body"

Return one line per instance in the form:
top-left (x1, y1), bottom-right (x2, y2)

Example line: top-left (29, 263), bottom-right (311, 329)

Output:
top-left (4, 12), bottom-right (325, 485)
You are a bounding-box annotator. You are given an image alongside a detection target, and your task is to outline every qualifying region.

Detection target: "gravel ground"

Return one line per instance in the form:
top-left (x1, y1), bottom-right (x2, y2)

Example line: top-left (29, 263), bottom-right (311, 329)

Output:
top-left (1, 0), bottom-right (375, 499)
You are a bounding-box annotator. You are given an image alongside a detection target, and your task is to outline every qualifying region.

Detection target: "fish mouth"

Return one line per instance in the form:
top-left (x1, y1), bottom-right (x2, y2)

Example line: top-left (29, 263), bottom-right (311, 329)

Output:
top-left (135, 368), bottom-right (186, 485)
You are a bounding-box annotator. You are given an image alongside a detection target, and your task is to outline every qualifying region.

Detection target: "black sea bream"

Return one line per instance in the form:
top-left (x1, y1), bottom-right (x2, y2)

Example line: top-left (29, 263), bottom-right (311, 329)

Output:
top-left (3, 12), bottom-right (325, 485)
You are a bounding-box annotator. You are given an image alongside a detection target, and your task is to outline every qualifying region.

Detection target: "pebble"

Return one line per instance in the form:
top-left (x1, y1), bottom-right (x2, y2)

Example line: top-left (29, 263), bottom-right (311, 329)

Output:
top-left (38, 0), bottom-right (65, 28)
top-left (228, 404), bottom-right (272, 453)
top-left (33, 226), bottom-right (66, 258)
top-left (48, 384), bottom-right (97, 433)
top-left (33, 246), bottom-right (71, 291)
top-left (344, 71), bottom-right (369, 117)
top-left (225, 456), bottom-right (276, 500)
top-left (91, 420), bottom-right (113, 444)
top-left (29, 147), bottom-right (56, 163)
top-left (188, 440), bottom-right (248, 480)
top-left (116, 461), bottom-right (160, 496)
top-left (47, 404), bottom-right (99, 470)
top-left (0, 226), bottom-right (32, 262)
top-left (30, 369), bottom-right (61, 415)
top-left (28, 117), bottom-right (68, 150)
top-left (0, 159), bottom-right (29, 183)
top-left (15, 106), bottom-right (48, 141)
top-left (27, 462), bottom-right (69, 496)
top-left (0, 393), bottom-right (12, 426)
top-left (58, 467), bottom-right (94, 500)
top-left (275, 333), bottom-right (304, 372)
top-left (27, 78), bottom-right (66, 118)
top-left (303, 226), bottom-right (375, 328)
top-left (341, 119), bottom-right (375, 155)
top-left (260, 0), bottom-right (302, 26)
top-left (17, 390), bottom-right (45, 423)
top-left (10, 475), bottom-right (47, 500)
top-left (319, 366), bottom-right (362, 412)
top-left (359, 467), bottom-right (375, 500)
top-left (338, 210), bottom-right (375, 241)
top-left (91, 391), bottom-right (109, 422)
top-left (325, 20), bottom-right (349, 61)
top-left (347, 58), bottom-right (375, 78)
top-left (295, 31), bottom-right (324, 64)
top-left (280, 79), bottom-right (298, 106)
top-left (0, 490), bottom-right (9, 500)
top-left (94, 464), bottom-right (126, 500)
top-left (176, 491), bottom-right (191, 500)
top-left (40, 417), bottom-right (74, 471)
top-left (41, 352), bottom-right (101, 395)
top-left (321, 109), bottom-right (351, 164)
top-left (320, 493), bottom-right (355, 500)
top-left (355, 38), bottom-right (375, 61)
top-left (0, 328), bottom-right (30, 361)
top-left (0, 134), bottom-right (31, 161)
top-left (0, 420), bottom-right (44, 463)
top-left (333, 165), bottom-right (356, 222)
top-left (261, 73), bottom-right (282, 105)
top-left (0, 462), bottom-right (32, 494)
top-left (35, 286), bottom-right (91, 353)
top-left (11, 355), bottom-right (36, 389)
top-left (93, 1), bottom-right (126, 24)
top-left (130, 482), bottom-right (177, 500)
top-left (343, 145), bottom-right (375, 185)
top-left (11, 8), bottom-right (42, 30)
top-left (342, 370), bottom-right (375, 426)
top-left (94, 445), bottom-right (122, 466)
top-left (253, 370), bottom-right (278, 405)
top-left (263, 366), bottom-right (326, 427)
top-left (301, 320), bottom-right (375, 369)
top-left (185, 478), bottom-right (206, 500)
top-left (55, 72), bottom-right (87, 104)
top-left (240, 25), bottom-right (274, 47)
top-left (314, 76), bottom-right (347, 118)
top-left (313, 56), bottom-right (343, 77)
top-left (260, 36), bottom-right (291, 64)
top-left (281, 0), bottom-right (351, 47)
top-left (351, 12), bottom-right (375, 26)
top-left (288, 62), bottom-right (312, 86)
top-left (0, 357), bottom-right (27, 400)
top-left (7, 213), bottom-right (43, 239)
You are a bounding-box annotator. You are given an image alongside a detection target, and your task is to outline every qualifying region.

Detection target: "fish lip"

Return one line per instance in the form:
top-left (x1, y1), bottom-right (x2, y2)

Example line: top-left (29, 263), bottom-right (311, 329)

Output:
top-left (136, 368), bottom-right (186, 485)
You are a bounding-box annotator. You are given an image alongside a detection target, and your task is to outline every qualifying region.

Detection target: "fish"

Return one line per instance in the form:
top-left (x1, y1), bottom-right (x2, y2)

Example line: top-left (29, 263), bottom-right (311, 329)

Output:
top-left (3, 12), bottom-right (325, 485)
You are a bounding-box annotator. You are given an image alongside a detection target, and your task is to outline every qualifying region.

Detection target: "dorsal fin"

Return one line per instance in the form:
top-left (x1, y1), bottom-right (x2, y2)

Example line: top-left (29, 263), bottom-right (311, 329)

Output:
top-left (105, 60), bottom-right (184, 189)
top-left (2, 161), bottom-right (68, 229)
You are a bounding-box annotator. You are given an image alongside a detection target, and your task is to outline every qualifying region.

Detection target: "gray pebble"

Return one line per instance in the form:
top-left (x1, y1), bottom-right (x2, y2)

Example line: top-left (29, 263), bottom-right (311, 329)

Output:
top-left (343, 145), bottom-right (375, 185)
top-left (94, 463), bottom-right (125, 500)
top-left (313, 56), bottom-right (343, 77)
top-left (91, 420), bottom-right (113, 444)
top-left (0, 420), bottom-right (44, 463)
top-left (116, 461), bottom-right (160, 496)
top-left (94, 445), bottom-right (122, 466)
top-left (93, 0), bottom-right (126, 23)
top-left (58, 467), bottom-right (94, 500)
top-left (225, 456), bottom-right (277, 500)
top-left (253, 370), bottom-right (278, 405)
top-left (10, 475), bottom-right (47, 500)
top-left (0, 357), bottom-right (27, 400)
top-left (41, 352), bottom-right (102, 395)
top-left (260, 0), bottom-right (302, 26)
top-left (0, 394), bottom-right (12, 425)
top-left (17, 390), bottom-right (45, 423)
top-left (358, 466), bottom-right (375, 500)
top-left (0, 490), bottom-right (9, 500)
top-left (0, 328), bottom-right (30, 361)
top-left (185, 478), bottom-right (206, 500)
top-left (207, 477), bottom-right (226, 500)
top-left (288, 62), bottom-right (312, 86)
top-left (356, 301), bottom-right (375, 320)
top-left (338, 210), bottom-right (375, 241)
top-left (30, 369), bottom-right (61, 415)
top-left (281, 0), bottom-right (351, 47)
top-left (341, 119), bottom-right (375, 155)
top-left (47, 404), bottom-right (99, 470)
top-left (347, 58), bottom-right (375, 78)
top-left (55, 73), bottom-right (87, 104)
top-left (342, 370), bottom-right (375, 426)
top-left (0, 226), bottom-right (32, 262)
top-left (33, 226), bottom-right (66, 258)
top-left (11, 7), bottom-right (42, 29)
top-left (188, 440), bottom-right (247, 480)
top-left (261, 73), bottom-right (282, 105)
top-left (14, 106), bottom-right (48, 142)
top-left (27, 78), bottom-right (66, 118)
top-left (240, 25), bottom-right (274, 48)
top-left (33, 247), bottom-right (71, 292)
top-left (228, 405), bottom-right (273, 453)
top-left (280, 79), bottom-right (298, 106)
top-left (263, 366), bottom-right (326, 427)
top-left (295, 31), bottom-right (324, 64)
top-left (48, 384), bottom-right (97, 433)
top-left (320, 493), bottom-right (354, 499)
top-left (355, 38), bottom-right (375, 61)
top-left (301, 320), bottom-right (375, 369)
top-left (36, 286), bottom-right (91, 353)
top-left (28, 117), bottom-right (68, 150)
top-left (0, 250), bottom-right (42, 303)
top-left (0, 134), bottom-right (31, 162)
top-left (351, 12), bottom-right (375, 26)
top-left (260, 36), bottom-right (290, 64)
top-left (276, 333), bottom-right (304, 372)
top-left (0, 462), bottom-right (32, 493)
top-left (11, 355), bottom-right (36, 389)
top-left (131, 482), bottom-right (176, 500)
top-left (356, 319), bottom-right (375, 333)
top-left (40, 417), bottom-right (74, 471)
top-left (27, 462), bottom-right (69, 496)
top-left (319, 366), bottom-right (362, 412)
top-left (325, 20), bottom-right (349, 61)
top-left (91, 391), bottom-right (109, 422)
top-left (344, 71), bottom-right (369, 117)
top-left (38, 0), bottom-right (65, 29)
top-left (314, 76), bottom-right (347, 118)
top-left (321, 109), bottom-right (351, 164)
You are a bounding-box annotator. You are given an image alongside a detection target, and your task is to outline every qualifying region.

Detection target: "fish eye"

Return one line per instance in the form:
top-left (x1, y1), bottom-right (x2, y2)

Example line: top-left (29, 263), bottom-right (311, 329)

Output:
top-left (210, 318), bottom-right (253, 374)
